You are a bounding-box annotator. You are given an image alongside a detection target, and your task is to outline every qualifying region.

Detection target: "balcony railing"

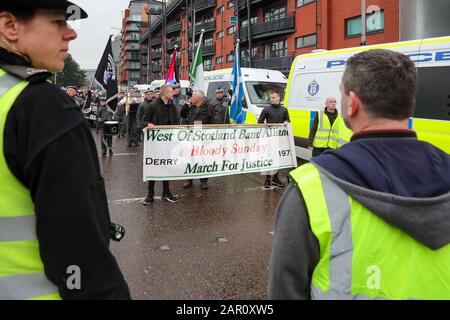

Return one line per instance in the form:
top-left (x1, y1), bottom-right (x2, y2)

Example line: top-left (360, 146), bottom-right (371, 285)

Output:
top-left (167, 22), bottom-right (182, 34)
top-left (188, 45), bottom-right (215, 59)
top-left (125, 63), bottom-right (141, 70)
top-left (151, 37), bottom-right (162, 47)
top-left (167, 40), bottom-right (181, 51)
top-left (203, 44), bottom-right (215, 56)
top-left (125, 45), bottom-right (140, 51)
top-left (152, 64), bottom-right (162, 72)
top-left (152, 51), bottom-right (162, 60)
top-left (193, 0), bottom-right (217, 12)
top-left (242, 54), bottom-right (293, 71)
top-left (188, 20), bottom-right (216, 37)
top-left (239, 14), bottom-right (295, 41)
top-left (126, 53), bottom-right (140, 61)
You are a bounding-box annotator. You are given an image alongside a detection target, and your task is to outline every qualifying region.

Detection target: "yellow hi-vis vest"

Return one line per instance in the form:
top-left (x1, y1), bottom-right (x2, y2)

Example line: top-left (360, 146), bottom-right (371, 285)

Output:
top-left (313, 111), bottom-right (339, 149)
top-left (334, 116), bottom-right (353, 148)
top-left (0, 69), bottom-right (61, 300)
top-left (290, 163), bottom-right (450, 300)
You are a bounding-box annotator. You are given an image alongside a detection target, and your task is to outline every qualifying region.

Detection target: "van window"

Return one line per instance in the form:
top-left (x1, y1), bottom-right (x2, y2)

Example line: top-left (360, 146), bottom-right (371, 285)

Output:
top-left (206, 81), bottom-right (230, 100)
top-left (245, 82), bottom-right (287, 106)
top-left (415, 66), bottom-right (450, 121)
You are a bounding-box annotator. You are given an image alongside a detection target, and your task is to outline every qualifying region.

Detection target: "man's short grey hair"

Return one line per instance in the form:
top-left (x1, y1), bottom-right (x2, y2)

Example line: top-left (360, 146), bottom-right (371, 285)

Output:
top-left (160, 85), bottom-right (172, 94)
top-left (193, 90), bottom-right (205, 100)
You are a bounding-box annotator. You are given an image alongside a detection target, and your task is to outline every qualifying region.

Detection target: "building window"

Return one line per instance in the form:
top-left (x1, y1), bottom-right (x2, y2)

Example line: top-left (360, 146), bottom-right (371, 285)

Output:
top-left (296, 33), bottom-right (317, 48)
top-left (204, 37), bottom-right (214, 47)
top-left (297, 0), bottom-right (315, 7)
top-left (345, 11), bottom-right (385, 38)
top-left (264, 6), bottom-right (287, 22)
top-left (227, 1), bottom-right (234, 8)
top-left (216, 56), bottom-right (224, 64)
top-left (217, 6), bottom-right (224, 14)
top-left (227, 54), bottom-right (234, 62)
top-left (204, 58), bottom-right (213, 71)
top-left (217, 31), bottom-right (224, 39)
top-left (242, 17), bottom-right (258, 28)
top-left (227, 25), bottom-right (236, 35)
top-left (269, 40), bottom-right (287, 57)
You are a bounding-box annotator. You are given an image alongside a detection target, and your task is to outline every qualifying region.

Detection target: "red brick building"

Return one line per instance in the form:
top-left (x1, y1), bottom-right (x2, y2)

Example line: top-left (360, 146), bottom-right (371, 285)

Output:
top-left (119, 1), bottom-right (149, 87)
top-left (138, 0), bottom-right (400, 83)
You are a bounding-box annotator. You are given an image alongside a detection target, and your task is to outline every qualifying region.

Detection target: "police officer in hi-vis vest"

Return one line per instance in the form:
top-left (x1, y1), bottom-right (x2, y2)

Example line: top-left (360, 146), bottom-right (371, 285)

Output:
top-left (0, 1), bottom-right (130, 299)
top-left (269, 49), bottom-right (450, 300)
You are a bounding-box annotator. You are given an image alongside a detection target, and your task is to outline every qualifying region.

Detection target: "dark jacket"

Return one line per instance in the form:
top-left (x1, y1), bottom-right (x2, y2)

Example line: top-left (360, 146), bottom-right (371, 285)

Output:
top-left (180, 99), bottom-right (216, 125)
top-left (210, 96), bottom-right (230, 124)
top-left (97, 105), bottom-right (114, 130)
top-left (308, 108), bottom-right (339, 147)
top-left (268, 130), bottom-right (450, 299)
top-left (136, 98), bottom-right (152, 129)
top-left (144, 97), bottom-right (179, 125)
top-left (258, 104), bottom-right (290, 124)
top-left (1, 48), bottom-right (130, 300)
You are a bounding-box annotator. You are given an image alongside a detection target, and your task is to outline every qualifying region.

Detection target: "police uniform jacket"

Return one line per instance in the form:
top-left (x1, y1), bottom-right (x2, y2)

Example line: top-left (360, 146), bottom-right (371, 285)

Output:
top-left (0, 48), bottom-right (130, 299)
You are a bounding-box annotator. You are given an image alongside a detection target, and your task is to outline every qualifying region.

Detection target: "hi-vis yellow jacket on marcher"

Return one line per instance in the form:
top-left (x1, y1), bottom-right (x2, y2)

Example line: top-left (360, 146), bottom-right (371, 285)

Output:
top-left (0, 68), bottom-right (61, 299)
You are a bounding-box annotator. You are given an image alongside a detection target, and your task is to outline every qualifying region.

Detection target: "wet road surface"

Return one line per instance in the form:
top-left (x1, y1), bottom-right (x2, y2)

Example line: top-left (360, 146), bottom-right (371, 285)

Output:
top-left (94, 129), bottom-right (292, 299)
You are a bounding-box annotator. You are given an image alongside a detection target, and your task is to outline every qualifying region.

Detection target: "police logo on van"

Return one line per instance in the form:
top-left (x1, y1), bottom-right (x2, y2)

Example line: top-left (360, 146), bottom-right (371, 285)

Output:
top-left (307, 79), bottom-right (320, 96)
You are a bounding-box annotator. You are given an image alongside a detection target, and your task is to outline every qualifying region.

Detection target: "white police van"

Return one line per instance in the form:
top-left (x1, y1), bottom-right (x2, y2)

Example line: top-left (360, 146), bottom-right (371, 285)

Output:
top-left (286, 36), bottom-right (450, 158)
top-left (204, 68), bottom-right (288, 124)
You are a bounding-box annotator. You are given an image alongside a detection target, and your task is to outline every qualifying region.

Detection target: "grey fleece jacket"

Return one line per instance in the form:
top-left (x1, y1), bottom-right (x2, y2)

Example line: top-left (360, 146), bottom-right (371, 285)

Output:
top-left (268, 135), bottom-right (450, 300)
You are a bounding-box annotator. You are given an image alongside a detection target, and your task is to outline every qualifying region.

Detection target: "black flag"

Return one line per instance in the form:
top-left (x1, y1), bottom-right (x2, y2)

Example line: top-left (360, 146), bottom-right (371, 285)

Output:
top-left (95, 36), bottom-right (118, 113)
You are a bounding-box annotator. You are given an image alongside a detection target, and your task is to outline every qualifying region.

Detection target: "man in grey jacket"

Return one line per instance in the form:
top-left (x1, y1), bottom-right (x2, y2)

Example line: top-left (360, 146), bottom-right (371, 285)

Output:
top-left (269, 49), bottom-right (450, 300)
top-left (136, 90), bottom-right (153, 142)
top-left (97, 97), bottom-right (114, 156)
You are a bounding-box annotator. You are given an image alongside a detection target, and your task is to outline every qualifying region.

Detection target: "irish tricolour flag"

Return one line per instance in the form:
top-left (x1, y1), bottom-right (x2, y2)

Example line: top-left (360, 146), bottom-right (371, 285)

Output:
top-left (189, 30), bottom-right (205, 92)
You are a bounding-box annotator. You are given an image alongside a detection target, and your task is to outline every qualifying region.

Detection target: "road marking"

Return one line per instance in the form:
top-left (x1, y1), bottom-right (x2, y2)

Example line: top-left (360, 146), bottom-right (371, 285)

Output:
top-left (99, 153), bottom-right (138, 157)
top-left (216, 237), bottom-right (228, 243)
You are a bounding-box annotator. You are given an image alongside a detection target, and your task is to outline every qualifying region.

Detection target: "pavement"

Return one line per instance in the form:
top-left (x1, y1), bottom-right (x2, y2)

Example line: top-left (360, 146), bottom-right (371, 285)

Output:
top-left (95, 130), bottom-right (293, 299)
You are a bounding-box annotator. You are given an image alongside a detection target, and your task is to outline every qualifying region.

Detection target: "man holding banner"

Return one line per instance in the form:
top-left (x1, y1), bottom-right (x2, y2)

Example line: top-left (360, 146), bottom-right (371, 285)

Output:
top-left (180, 90), bottom-right (216, 190)
top-left (143, 85), bottom-right (178, 205)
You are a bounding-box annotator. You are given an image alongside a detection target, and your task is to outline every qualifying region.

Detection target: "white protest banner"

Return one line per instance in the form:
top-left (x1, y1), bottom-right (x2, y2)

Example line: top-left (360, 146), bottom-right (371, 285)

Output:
top-left (143, 124), bottom-right (297, 181)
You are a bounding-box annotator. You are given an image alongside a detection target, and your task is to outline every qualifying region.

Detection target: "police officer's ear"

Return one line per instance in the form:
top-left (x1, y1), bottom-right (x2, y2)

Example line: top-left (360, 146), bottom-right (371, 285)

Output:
top-left (0, 12), bottom-right (21, 45)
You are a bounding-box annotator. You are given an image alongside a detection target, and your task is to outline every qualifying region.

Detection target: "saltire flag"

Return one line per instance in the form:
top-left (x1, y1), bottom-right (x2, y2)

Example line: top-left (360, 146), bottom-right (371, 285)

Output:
top-left (229, 39), bottom-right (245, 124)
top-left (165, 50), bottom-right (176, 85)
top-left (189, 30), bottom-right (205, 92)
top-left (94, 36), bottom-right (119, 113)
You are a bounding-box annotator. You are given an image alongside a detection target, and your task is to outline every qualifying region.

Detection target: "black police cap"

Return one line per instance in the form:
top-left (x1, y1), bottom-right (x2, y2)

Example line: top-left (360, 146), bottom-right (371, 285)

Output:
top-left (0, 0), bottom-right (88, 20)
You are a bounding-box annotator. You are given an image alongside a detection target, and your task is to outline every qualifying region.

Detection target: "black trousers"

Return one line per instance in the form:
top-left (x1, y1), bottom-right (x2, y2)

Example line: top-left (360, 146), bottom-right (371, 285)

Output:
top-left (101, 131), bottom-right (113, 154)
top-left (127, 116), bottom-right (138, 145)
top-left (148, 180), bottom-right (171, 197)
top-left (265, 173), bottom-right (280, 181)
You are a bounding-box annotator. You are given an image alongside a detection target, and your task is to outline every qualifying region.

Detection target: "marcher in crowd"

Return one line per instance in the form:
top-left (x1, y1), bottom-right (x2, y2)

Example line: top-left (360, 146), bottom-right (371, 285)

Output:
top-left (66, 85), bottom-right (84, 109)
top-left (126, 91), bottom-right (140, 147)
top-left (0, 0), bottom-right (130, 299)
top-left (97, 97), bottom-right (114, 157)
top-left (143, 85), bottom-right (179, 204)
top-left (116, 91), bottom-right (127, 138)
top-left (171, 82), bottom-right (185, 120)
top-left (210, 87), bottom-right (230, 124)
top-left (136, 90), bottom-right (153, 143)
top-left (180, 90), bottom-right (216, 190)
top-left (308, 97), bottom-right (340, 157)
top-left (269, 49), bottom-right (450, 300)
top-left (258, 90), bottom-right (290, 188)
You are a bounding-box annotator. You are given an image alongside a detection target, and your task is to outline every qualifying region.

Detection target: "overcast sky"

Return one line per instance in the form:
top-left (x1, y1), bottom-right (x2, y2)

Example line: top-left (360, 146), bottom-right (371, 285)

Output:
top-left (69, 0), bottom-right (131, 70)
